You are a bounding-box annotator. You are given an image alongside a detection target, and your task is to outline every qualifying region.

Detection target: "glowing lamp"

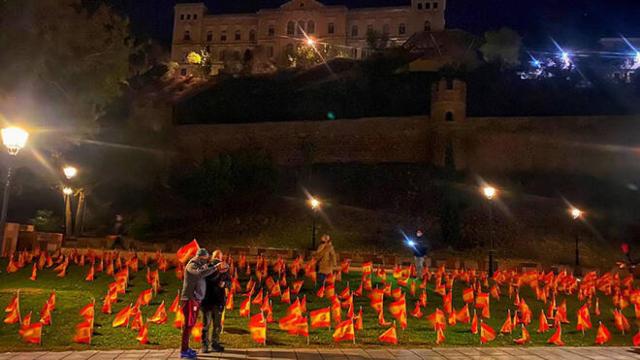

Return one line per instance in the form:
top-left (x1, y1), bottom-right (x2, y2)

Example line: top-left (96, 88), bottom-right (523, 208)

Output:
top-left (570, 207), bottom-right (583, 220)
top-left (306, 38), bottom-right (315, 46)
top-left (309, 197), bottom-right (321, 210)
top-left (482, 186), bottom-right (497, 200)
top-left (63, 166), bottom-right (78, 180)
top-left (407, 240), bottom-right (416, 247)
top-left (62, 187), bottom-right (73, 196)
top-left (1, 127), bottom-right (29, 155)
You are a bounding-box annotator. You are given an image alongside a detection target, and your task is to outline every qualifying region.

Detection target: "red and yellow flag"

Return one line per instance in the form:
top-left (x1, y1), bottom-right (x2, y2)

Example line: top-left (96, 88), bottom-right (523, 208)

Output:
top-left (249, 312), bottom-right (267, 344)
top-left (112, 304), bottom-right (131, 328)
top-left (538, 309), bottom-right (550, 333)
top-left (176, 239), bottom-right (200, 263)
top-left (513, 324), bottom-right (531, 345)
top-left (73, 321), bottom-right (92, 344)
top-left (378, 324), bottom-right (398, 344)
top-left (332, 319), bottom-right (355, 342)
top-left (18, 322), bottom-right (42, 344)
top-left (480, 322), bottom-right (496, 344)
top-left (548, 322), bottom-right (564, 346)
top-left (239, 296), bottom-right (251, 318)
top-left (137, 323), bottom-right (149, 344)
top-left (148, 301), bottom-right (168, 324)
top-left (310, 307), bottom-right (331, 329)
top-left (595, 322), bottom-right (611, 345)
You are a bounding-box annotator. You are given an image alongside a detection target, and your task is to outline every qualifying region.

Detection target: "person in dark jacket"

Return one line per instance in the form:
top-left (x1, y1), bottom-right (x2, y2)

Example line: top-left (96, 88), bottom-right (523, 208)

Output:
top-left (412, 229), bottom-right (428, 278)
top-left (201, 250), bottom-right (230, 353)
top-left (180, 248), bottom-right (220, 359)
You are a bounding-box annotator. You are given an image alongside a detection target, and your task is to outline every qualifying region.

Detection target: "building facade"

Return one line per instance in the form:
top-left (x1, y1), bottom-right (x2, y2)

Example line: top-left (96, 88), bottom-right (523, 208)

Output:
top-left (171, 0), bottom-right (446, 75)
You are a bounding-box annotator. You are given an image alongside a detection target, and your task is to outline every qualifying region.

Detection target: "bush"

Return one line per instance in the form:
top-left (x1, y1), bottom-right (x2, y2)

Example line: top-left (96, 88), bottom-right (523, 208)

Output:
top-left (31, 210), bottom-right (62, 232)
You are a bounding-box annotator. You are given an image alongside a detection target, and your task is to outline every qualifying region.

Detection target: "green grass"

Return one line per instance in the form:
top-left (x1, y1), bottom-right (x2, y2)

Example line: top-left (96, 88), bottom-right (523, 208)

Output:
top-left (0, 258), bottom-right (635, 351)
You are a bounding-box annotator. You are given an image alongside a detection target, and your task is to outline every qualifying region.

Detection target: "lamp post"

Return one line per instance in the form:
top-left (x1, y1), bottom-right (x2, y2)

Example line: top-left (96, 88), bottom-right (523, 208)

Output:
top-left (482, 185), bottom-right (497, 277)
top-left (0, 127), bottom-right (29, 245)
top-left (62, 187), bottom-right (74, 238)
top-left (308, 197), bottom-right (321, 250)
top-left (570, 207), bottom-right (583, 276)
top-left (62, 166), bottom-right (77, 238)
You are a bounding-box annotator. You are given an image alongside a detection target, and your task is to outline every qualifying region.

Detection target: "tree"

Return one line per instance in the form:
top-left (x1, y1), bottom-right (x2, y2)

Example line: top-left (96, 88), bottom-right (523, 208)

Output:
top-left (479, 27), bottom-right (522, 68)
top-left (0, 0), bottom-right (133, 129)
top-left (287, 43), bottom-right (348, 68)
top-left (366, 29), bottom-right (390, 52)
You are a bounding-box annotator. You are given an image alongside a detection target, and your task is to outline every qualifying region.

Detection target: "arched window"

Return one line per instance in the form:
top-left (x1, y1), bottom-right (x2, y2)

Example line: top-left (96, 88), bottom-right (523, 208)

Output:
top-left (206, 31), bottom-right (213, 42)
top-left (183, 30), bottom-right (191, 41)
top-left (297, 20), bottom-right (305, 35)
top-left (220, 31), bottom-right (227, 42)
top-left (398, 23), bottom-right (406, 35)
top-left (249, 29), bottom-right (256, 42)
top-left (351, 25), bottom-right (358, 37)
top-left (307, 20), bottom-right (315, 34)
top-left (287, 21), bottom-right (295, 35)
top-left (424, 21), bottom-right (431, 31)
top-left (235, 30), bottom-right (241, 41)
top-left (445, 112), bottom-right (454, 122)
top-left (328, 22), bottom-right (335, 34)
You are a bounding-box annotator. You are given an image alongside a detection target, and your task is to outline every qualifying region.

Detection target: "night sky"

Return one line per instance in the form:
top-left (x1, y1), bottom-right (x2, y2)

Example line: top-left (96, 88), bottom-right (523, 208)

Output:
top-left (114, 0), bottom-right (640, 50)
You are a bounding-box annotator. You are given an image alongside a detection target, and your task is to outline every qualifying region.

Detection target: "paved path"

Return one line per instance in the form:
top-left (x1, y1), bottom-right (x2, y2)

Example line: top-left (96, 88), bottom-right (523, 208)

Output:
top-left (0, 347), bottom-right (639, 360)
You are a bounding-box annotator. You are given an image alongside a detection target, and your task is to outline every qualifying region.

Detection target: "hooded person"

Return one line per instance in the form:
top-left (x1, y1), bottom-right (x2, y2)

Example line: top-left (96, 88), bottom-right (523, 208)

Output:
top-left (200, 250), bottom-right (231, 353)
top-left (314, 234), bottom-right (337, 285)
top-left (179, 248), bottom-right (220, 359)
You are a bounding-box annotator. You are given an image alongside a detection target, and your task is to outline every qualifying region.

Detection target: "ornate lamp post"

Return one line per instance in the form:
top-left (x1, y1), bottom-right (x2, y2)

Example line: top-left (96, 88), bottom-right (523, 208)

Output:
top-left (0, 127), bottom-right (28, 243)
top-left (482, 185), bottom-right (498, 277)
top-left (570, 207), bottom-right (584, 276)
top-left (62, 166), bottom-right (77, 239)
top-left (308, 196), bottom-right (321, 250)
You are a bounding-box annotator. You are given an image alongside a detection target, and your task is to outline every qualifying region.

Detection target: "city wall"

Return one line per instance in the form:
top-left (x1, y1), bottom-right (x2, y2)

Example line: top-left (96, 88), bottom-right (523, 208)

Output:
top-left (174, 114), bottom-right (640, 177)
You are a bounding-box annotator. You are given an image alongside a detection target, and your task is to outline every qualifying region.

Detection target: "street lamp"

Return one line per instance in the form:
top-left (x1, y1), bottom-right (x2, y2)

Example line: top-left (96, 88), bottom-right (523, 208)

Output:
top-left (63, 166), bottom-right (78, 180)
top-left (62, 187), bottom-right (74, 238)
top-left (570, 207), bottom-right (584, 276)
top-left (0, 127), bottom-right (28, 245)
top-left (308, 196), bottom-right (321, 250)
top-left (482, 185), bottom-right (498, 277)
top-left (306, 37), bottom-right (315, 46)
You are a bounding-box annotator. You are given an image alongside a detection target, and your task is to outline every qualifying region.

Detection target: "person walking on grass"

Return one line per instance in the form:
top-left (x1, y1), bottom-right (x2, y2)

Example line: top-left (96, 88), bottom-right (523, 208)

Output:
top-left (201, 250), bottom-right (230, 353)
top-left (412, 229), bottom-right (428, 278)
top-left (180, 248), bottom-right (220, 359)
top-left (315, 234), bottom-right (337, 285)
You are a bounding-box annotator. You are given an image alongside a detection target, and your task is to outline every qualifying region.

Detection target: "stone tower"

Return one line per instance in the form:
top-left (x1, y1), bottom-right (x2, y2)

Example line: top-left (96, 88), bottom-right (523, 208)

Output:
top-left (430, 78), bottom-right (467, 123)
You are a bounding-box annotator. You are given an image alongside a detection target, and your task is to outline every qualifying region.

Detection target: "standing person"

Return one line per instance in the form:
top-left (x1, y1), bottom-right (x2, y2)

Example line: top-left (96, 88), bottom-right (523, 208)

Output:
top-left (180, 248), bottom-right (219, 359)
top-left (412, 229), bottom-right (428, 278)
top-left (201, 250), bottom-right (230, 353)
top-left (315, 234), bottom-right (337, 285)
top-left (111, 214), bottom-right (125, 249)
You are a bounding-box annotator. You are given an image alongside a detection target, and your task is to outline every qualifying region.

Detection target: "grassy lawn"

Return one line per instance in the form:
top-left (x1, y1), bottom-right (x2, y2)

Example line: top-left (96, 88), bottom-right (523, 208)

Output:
top-left (0, 256), bottom-right (635, 351)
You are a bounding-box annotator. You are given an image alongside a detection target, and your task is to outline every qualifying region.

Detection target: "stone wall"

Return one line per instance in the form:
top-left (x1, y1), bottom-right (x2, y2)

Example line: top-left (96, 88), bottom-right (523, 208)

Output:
top-left (174, 114), bottom-right (640, 177)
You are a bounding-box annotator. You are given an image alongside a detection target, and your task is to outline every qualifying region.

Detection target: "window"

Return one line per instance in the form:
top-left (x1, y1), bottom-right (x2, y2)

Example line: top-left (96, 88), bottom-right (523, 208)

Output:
top-left (221, 31), bottom-right (227, 42)
top-left (425, 2), bottom-right (431, 9)
top-left (268, 25), bottom-right (275, 37)
top-left (297, 20), bottom-right (305, 35)
top-left (193, 14), bottom-right (198, 20)
top-left (433, 2), bottom-right (438, 9)
top-left (307, 20), bottom-right (315, 34)
top-left (268, 46), bottom-right (274, 58)
top-left (186, 14), bottom-right (191, 20)
top-left (445, 112), bottom-right (454, 122)
top-left (351, 25), bottom-right (358, 37)
top-left (399, 23), bottom-right (406, 35)
top-left (206, 31), bottom-right (213, 42)
top-left (180, 68), bottom-right (187, 76)
top-left (205, 45), bottom-right (211, 53)
top-left (417, 2), bottom-right (422, 9)
top-left (287, 21), bottom-right (295, 35)
top-left (328, 22), bottom-right (335, 34)
top-left (235, 30), bottom-right (241, 41)
top-left (424, 21), bottom-right (431, 31)
top-left (383, 24), bottom-right (390, 35)
top-left (249, 29), bottom-right (256, 42)
top-left (183, 30), bottom-right (191, 41)
top-left (180, 14), bottom-right (185, 20)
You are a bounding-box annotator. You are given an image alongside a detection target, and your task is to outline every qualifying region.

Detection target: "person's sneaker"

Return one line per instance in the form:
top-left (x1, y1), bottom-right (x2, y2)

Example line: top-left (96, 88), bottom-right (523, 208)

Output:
top-left (201, 344), bottom-right (210, 353)
top-left (180, 350), bottom-right (196, 359)
top-left (211, 343), bottom-right (225, 352)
